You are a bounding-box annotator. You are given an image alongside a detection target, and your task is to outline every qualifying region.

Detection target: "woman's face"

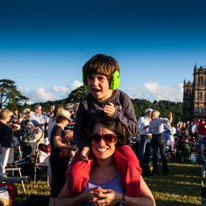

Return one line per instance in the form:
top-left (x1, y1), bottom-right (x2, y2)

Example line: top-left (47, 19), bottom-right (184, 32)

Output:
top-left (7, 113), bottom-right (12, 123)
top-left (91, 123), bottom-right (117, 160)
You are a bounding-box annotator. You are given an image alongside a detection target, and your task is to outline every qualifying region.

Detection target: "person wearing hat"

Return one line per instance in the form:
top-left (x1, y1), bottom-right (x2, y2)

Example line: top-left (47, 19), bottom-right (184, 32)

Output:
top-left (50, 110), bottom-right (78, 199)
top-left (21, 108), bottom-right (40, 161)
top-left (137, 108), bottom-right (153, 175)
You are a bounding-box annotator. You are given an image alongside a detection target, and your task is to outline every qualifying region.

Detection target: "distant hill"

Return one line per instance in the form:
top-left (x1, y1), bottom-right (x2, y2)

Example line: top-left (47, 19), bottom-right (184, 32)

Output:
top-left (30, 86), bottom-right (183, 126)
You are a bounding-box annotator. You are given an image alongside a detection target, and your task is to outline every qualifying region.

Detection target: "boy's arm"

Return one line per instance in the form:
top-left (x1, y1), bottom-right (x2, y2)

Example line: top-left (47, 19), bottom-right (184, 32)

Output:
top-left (112, 94), bottom-right (138, 136)
top-left (74, 101), bottom-right (90, 150)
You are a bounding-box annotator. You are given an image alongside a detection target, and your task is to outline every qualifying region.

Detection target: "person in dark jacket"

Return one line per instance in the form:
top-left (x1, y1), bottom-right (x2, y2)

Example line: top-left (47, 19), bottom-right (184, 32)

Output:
top-left (0, 109), bottom-right (13, 173)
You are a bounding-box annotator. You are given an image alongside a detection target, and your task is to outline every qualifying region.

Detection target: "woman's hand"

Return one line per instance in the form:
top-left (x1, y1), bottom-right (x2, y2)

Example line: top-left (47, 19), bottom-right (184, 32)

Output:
top-left (90, 188), bottom-right (122, 206)
top-left (81, 187), bottom-right (101, 203)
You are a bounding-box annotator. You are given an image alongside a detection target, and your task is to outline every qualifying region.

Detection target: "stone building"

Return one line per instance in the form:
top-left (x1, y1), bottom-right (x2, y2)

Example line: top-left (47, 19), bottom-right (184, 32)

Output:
top-left (183, 65), bottom-right (206, 122)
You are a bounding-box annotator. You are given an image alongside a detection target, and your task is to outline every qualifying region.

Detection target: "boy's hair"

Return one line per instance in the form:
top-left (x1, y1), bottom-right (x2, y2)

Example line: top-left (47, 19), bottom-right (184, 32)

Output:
top-left (83, 54), bottom-right (120, 84)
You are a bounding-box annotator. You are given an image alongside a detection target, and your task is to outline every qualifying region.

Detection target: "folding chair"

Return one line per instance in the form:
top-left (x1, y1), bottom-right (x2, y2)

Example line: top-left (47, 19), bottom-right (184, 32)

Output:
top-left (34, 143), bottom-right (50, 182)
top-left (3, 138), bottom-right (27, 195)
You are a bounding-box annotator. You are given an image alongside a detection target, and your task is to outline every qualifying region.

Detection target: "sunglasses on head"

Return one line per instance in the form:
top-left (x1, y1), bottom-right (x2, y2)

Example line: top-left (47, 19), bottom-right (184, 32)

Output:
top-left (90, 134), bottom-right (117, 144)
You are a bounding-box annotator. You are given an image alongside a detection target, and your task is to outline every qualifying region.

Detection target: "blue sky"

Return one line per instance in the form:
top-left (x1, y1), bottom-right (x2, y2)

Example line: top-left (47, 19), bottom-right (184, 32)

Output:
top-left (0, 0), bottom-right (206, 103)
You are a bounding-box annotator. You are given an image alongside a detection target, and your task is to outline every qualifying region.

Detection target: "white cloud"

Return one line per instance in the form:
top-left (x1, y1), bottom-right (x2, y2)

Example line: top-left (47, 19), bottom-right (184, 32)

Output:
top-left (19, 80), bottom-right (183, 104)
top-left (126, 87), bottom-right (147, 99)
top-left (127, 81), bottom-right (183, 102)
top-left (51, 86), bottom-right (70, 94)
top-left (144, 81), bottom-right (183, 102)
top-left (69, 80), bottom-right (83, 90)
top-left (19, 80), bottom-right (83, 103)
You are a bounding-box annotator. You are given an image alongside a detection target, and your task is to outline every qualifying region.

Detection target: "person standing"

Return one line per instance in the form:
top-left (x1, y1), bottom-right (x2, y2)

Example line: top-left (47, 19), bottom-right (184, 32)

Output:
top-left (31, 105), bottom-right (49, 144)
top-left (21, 108), bottom-right (39, 160)
top-left (0, 109), bottom-right (13, 173)
top-left (138, 108), bottom-right (153, 174)
top-left (50, 110), bottom-right (77, 198)
top-left (149, 110), bottom-right (172, 175)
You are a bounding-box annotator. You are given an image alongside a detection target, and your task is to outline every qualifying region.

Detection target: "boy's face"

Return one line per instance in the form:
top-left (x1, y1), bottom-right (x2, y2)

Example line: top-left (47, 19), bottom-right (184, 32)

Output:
top-left (87, 74), bottom-right (113, 102)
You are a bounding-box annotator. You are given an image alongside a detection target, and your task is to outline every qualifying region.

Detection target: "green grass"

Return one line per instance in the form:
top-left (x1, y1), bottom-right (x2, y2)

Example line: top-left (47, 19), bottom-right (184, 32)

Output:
top-left (14, 162), bottom-right (202, 206)
top-left (144, 162), bottom-right (201, 206)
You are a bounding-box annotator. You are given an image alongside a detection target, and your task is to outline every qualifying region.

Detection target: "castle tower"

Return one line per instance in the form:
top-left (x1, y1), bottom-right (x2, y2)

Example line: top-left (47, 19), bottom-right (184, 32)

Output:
top-left (183, 65), bottom-right (206, 122)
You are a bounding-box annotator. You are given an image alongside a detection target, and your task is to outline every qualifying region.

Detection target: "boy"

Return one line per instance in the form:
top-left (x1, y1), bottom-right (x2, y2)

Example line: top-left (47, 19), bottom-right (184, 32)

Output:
top-left (66, 54), bottom-right (141, 198)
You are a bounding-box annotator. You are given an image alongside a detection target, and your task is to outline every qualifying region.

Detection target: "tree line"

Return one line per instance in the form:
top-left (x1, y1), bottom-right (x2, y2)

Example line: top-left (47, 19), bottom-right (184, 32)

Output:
top-left (1, 79), bottom-right (182, 126)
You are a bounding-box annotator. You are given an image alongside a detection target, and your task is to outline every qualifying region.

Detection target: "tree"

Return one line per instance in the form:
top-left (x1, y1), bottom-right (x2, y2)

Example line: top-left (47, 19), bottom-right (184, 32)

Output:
top-left (0, 79), bottom-right (29, 110)
top-left (65, 86), bottom-right (89, 103)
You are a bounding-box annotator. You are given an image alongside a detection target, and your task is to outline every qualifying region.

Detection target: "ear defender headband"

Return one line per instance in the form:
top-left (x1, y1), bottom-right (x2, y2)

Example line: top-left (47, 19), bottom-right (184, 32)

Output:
top-left (82, 70), bottom-right (120, 90)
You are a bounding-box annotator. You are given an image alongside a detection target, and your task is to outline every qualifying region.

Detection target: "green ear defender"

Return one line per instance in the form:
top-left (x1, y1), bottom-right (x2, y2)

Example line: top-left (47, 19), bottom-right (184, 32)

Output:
top-left (82, 70), bottom-right (120, 90)
top-left (110, 70), bottom-right (120, 90)
top-left (82, 74), bottom-right (89, 89)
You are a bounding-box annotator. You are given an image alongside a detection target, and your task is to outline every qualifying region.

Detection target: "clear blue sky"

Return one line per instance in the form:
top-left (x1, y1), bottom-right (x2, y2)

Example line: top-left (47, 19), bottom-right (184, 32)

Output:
top-left (0, 0), bottom-right (206, 103)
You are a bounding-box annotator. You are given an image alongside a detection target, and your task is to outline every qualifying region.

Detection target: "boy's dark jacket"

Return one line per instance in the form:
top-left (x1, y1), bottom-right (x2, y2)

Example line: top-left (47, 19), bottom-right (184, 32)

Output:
top-left (74, 89), bottom-right (138, 150)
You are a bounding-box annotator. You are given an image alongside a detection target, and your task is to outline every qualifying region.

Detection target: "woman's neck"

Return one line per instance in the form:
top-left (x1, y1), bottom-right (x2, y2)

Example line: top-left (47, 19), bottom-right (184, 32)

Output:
top-left (92, 156), bottom-right (117, 178)
top-left (0, 119), bottom-right (7, 125)
top-left (56, 123), bottom-right (64, 130)
top-left (96, 156), bottom-right (115, 167)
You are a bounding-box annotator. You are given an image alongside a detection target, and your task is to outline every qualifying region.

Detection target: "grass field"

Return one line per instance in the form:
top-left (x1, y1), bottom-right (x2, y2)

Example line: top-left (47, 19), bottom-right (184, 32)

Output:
top-left (14, 162), bottom-right (202, 206)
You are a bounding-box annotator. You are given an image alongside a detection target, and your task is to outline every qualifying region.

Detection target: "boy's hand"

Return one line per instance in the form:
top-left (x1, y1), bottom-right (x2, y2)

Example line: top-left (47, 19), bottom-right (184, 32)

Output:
top-left (80, 146), bottom-right (90, 163)
top-left (104, 102), bottom-right (115, 117)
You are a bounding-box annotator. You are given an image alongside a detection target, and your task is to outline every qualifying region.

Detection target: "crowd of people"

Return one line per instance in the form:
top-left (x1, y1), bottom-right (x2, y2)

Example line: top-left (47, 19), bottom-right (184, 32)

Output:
top-left (0, 54), bottom-right (204, 206)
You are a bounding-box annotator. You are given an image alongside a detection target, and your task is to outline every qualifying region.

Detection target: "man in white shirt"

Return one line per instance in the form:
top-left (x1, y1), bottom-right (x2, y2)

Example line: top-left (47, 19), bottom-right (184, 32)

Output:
top-left (31, 105), bottom-right (50, 144)
top-left (137, 108), bottom-right (153, 173)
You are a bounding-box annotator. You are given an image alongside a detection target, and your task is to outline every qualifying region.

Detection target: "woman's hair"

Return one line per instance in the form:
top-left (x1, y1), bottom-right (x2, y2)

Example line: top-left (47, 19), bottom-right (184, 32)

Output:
top-left (87, 113), bottom-right (130, 149)
top-left (83, 54), bottom-right (120, 84)
top-left (151, 110), bottom-right (160, 120)
top-left (56, 116), bottom-right (70, 124)
top-left (0, 109), bottom-right (12, 120)
top-left (53, 104), bottom-right (64, 119)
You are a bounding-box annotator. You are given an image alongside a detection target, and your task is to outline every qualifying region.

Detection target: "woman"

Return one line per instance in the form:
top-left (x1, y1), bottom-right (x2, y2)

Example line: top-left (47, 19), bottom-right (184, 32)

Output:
top-left (0, 109), bottom-right (13, 173)
top-left (149, 110), bottom-right (172, 175)
top-left (48, 104), bottom-right (64, 142)
top-left (50, 113), bottom-right (155, 206)
top-left (50, 110), bottom-right (77, 198)
top-left (21, 108), bottom-right (39, 160)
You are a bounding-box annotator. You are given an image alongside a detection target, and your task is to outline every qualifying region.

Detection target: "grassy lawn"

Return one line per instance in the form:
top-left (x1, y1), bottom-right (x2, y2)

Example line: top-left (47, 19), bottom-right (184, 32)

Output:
top-left (14, 162), bottom-right (202, 206)
top-left (144, 162), bottom-right (201, 206)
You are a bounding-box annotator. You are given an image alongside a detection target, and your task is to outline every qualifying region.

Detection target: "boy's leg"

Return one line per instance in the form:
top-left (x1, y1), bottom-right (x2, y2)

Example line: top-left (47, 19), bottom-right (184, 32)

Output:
top-left (66, 150), bottom-right (94, 198)
top-left (115, 145), bottom-right (141, 197)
